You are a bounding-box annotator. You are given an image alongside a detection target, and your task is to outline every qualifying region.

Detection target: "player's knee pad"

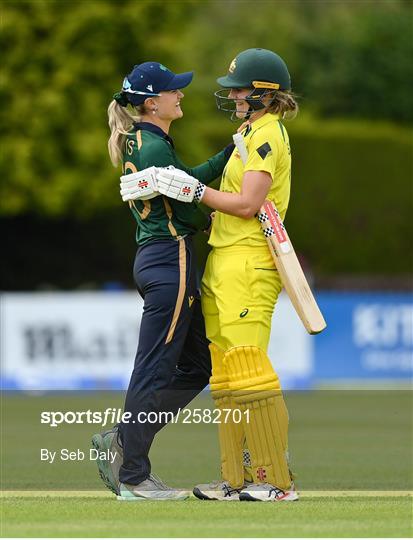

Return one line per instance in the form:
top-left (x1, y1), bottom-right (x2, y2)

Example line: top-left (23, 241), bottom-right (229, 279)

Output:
top-left (224, 345), bottom-right (281, 400)
top-left (209, 343), bottom-right (244, 488)
top-left (224, 346), bottom-right (291, 490)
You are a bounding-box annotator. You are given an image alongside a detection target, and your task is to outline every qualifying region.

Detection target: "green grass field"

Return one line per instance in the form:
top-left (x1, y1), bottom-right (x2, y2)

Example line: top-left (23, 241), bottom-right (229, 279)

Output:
top-left (2, 494), bottom-right (412, 537)
top-left (1, 391), bottom-right (412, 537)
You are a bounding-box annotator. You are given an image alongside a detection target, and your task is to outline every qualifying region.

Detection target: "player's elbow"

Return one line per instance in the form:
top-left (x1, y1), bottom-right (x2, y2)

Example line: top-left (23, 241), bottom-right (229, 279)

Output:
top-left (237, 205), bottom-right (257, 220)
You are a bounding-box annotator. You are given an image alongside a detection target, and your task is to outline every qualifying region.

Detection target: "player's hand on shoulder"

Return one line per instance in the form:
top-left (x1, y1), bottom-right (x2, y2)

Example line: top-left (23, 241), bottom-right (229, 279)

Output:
top-left (203, 212), bottom-right (215, 236)
top-left (120, 166), bottom-right (160, 202)
top-left (156, 167), bottom-right (202, 203)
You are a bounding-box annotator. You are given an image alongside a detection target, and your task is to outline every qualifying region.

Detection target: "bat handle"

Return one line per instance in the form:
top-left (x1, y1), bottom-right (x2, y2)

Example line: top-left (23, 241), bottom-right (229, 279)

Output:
top-left (233, 133), bottom-right (248, 164)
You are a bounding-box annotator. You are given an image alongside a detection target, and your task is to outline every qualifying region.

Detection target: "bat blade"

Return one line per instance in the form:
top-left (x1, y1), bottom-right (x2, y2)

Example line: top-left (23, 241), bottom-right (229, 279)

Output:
top-left (258, 200), bottom-right (326, 334)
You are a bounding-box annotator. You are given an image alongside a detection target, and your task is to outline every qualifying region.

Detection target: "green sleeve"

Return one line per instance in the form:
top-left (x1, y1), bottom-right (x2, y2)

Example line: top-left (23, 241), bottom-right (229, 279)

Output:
top-left (173, 150), bottom-right (228, 185)
top-left (143, 140), bottom-right (228, 184)
top-left (128, 132), bottom-right (228, 184)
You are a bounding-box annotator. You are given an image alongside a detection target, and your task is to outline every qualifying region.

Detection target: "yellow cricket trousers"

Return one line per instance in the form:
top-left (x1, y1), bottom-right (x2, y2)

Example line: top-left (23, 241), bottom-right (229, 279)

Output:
top-left (201, 245), bottom-right (282, 351)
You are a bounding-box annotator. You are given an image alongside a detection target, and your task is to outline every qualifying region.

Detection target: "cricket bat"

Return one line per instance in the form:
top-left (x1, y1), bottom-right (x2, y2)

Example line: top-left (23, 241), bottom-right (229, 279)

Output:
top-left (233, 132), bottom-right (326, 334)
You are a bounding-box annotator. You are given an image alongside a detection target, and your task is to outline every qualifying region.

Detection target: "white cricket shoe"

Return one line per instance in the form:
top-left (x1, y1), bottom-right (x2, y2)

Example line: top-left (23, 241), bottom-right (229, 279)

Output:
top-left (117, 473), bottom-right (190, 501)
top-left (239, 482), bottom-right (299, 502)
top-left (193, 480), bottom-right (244, 501)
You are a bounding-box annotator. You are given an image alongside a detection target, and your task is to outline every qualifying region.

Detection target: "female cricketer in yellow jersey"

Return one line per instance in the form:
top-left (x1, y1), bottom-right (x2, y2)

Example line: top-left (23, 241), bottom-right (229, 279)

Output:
top-left (155, 48), bottom-right (299, 502)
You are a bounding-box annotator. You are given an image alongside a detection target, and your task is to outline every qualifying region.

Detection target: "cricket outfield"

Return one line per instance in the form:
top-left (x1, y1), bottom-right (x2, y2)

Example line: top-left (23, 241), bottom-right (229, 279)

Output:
top-left (1, 391), bottom-right (412, 537)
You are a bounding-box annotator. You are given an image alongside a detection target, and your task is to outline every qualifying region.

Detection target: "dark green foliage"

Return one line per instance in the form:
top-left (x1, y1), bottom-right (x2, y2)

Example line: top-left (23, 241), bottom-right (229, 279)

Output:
top-left (295, 4), bottom-right (413, 122)
top-left (287, 119), bottom-right (413, 275)
top-left (1, 0), bottom-right (412, 286)
top-left (2, 0), bottom-right (411, 217)
top-left (1, 0), bottom-right (197, 217)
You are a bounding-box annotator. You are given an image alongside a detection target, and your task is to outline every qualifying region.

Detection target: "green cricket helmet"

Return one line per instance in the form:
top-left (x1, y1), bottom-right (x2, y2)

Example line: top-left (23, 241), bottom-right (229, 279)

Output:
top-left (215, 48), bottom-right (291, 119)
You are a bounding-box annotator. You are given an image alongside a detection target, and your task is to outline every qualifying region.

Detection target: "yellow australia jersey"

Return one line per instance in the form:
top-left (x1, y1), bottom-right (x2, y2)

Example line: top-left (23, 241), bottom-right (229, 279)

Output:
top-left (209, 112), bottom-right (291, 248)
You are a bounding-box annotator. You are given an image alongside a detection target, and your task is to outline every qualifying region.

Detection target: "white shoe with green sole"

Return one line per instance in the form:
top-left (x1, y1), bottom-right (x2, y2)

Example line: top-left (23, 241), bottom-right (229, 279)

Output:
top-left (118, 474), bottom-right (190, 501)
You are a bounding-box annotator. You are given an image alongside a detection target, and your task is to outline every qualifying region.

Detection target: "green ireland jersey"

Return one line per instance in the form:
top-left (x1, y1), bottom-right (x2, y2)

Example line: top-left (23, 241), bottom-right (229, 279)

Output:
top-left (122, 122), bottom-right (229, 245)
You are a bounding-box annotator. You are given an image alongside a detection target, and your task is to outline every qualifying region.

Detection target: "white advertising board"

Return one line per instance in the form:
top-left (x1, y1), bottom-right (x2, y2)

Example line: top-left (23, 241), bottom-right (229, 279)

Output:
top-left (0, 292), bottom-right (312, 390)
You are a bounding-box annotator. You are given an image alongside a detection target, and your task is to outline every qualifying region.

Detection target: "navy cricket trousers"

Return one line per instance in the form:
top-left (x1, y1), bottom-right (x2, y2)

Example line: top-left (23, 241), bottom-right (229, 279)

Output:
top-left (118, 236), bottom-right (211, 485)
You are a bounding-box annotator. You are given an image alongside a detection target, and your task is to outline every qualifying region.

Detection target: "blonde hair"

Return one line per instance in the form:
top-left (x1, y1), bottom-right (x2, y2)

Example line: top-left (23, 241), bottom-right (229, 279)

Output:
top-left (267, 90), bottom-right (299, 120)
top-left (107, 100), bottom-right (146, 167)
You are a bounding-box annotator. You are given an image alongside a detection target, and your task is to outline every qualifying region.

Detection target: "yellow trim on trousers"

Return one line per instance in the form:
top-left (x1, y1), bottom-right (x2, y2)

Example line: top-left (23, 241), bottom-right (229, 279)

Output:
top-left (165, 239), bottom-right (186, 344)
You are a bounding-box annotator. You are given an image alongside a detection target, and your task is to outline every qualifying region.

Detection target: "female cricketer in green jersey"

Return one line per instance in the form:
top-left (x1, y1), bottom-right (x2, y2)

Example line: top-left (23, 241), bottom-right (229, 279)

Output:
top-left (152, 48), bottom-right (300, 502)
top-left (92, 61), bottom-right (234, 501)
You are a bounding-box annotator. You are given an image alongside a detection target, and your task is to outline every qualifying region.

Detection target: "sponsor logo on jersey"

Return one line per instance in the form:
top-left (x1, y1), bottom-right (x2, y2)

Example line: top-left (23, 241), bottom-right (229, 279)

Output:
top-left (188, 296), bottom-right (195, 307)
top-left (240, 308), bottom-right (249, 318)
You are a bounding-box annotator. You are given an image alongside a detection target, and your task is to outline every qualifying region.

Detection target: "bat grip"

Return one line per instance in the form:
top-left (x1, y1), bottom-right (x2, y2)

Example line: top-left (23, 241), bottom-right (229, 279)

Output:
top-left (232, 133), bottom-right (248, 164)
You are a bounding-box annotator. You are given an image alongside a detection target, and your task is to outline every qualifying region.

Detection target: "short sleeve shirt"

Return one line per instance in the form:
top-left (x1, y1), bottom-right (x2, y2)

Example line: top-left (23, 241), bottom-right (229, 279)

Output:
top-left (209, 113), bottom-right (291, 248)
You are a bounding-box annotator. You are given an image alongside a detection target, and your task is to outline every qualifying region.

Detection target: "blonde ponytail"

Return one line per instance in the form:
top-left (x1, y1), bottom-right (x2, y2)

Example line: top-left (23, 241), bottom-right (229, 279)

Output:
top-left (267, 90), bottom-right (299, 120)
top-left (107, 100), bottom-right (143, 167)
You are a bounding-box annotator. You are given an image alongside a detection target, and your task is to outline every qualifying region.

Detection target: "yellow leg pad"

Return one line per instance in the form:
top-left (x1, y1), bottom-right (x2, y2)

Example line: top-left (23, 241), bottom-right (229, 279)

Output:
top-left (242, 441), bottom-right (254, 484)
top-left (224, 346), bottom-right (291, 490)
top-left (209, 343), bottom-right (244, 488)
top-left (274, 394), bottom-right (289, 454)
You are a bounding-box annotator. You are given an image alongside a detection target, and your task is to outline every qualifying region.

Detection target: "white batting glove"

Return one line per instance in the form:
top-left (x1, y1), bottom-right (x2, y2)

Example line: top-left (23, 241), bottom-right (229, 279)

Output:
top-left (156, 167), bottom-right (206, 203)
top-left (120, 167), bottom-right (160, 201)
